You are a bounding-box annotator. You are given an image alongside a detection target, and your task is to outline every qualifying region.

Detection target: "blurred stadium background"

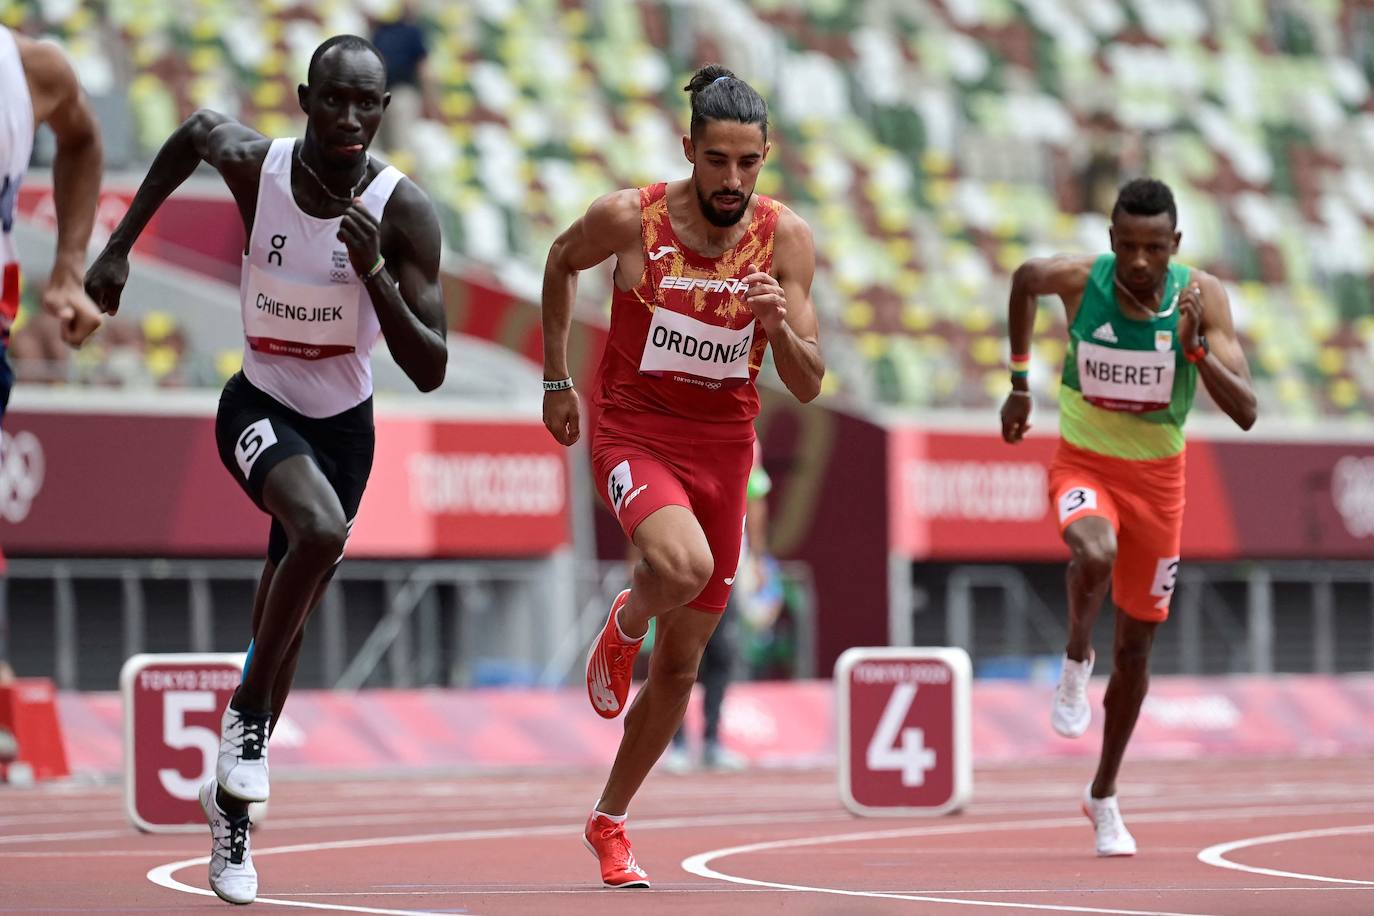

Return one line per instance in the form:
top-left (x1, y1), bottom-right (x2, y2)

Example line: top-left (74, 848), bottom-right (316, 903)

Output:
top-left (2, 0), bottom-right (1374, 777)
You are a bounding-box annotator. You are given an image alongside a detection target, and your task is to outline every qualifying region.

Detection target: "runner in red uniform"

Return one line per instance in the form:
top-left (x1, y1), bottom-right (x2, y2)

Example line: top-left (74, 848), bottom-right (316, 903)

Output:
top-left (541, 64), bottom-right (824, 889)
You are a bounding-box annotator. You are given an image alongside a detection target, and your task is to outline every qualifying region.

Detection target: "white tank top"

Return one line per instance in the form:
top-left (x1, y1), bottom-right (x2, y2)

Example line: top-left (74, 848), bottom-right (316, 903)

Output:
top-left (0, 27), bottom-right (34, 334)
top-left (240, 137), bottom-right (405, 417)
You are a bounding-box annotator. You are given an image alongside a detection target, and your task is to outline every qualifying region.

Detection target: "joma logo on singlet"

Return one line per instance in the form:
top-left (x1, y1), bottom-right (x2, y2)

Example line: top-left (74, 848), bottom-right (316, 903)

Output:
top-left (658, 276), bottom-right (749, 295)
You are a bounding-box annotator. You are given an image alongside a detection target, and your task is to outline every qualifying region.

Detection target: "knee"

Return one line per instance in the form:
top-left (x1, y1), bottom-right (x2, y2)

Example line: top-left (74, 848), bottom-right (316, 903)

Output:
top-left (650, 653), bottom-right (702, 699)
top-left (1071, 538), bottom-right (1116, 585)
top-left (645, 542), bottom-right (714, 606)
top-left (288, 510), bottom-right (348, 567)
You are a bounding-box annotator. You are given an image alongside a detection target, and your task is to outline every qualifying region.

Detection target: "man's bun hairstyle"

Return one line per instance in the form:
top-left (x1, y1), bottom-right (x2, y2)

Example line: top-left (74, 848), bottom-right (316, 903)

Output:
top-left (684, 64), bottom-right (768, 141)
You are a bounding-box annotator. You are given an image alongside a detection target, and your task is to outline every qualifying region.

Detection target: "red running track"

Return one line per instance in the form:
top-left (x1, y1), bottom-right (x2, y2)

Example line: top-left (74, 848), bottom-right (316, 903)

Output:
top-left (3, 756), bottom-right (1372, 915)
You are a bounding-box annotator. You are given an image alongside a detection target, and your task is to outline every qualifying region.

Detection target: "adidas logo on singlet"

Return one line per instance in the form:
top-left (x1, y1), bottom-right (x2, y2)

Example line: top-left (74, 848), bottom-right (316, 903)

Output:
top-left (1091, 322), bottom-right (1119, 343)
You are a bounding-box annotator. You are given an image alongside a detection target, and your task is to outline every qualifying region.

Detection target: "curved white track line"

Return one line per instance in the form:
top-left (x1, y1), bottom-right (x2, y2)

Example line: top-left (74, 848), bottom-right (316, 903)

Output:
top-left (146, 809), bottom-right (846, 915)
top-left (1197, 824), bottom-right (1374, 885)
top-left (681, 802), bottom-right (1374, 915)
top-left (681, 815), bottom-right (1212, 916)
top-left (145, 798), bottom-right (1374, 915)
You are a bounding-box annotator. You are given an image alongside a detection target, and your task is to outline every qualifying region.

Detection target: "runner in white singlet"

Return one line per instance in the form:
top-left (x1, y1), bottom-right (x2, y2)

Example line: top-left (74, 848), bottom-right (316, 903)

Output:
top-left (84, 35), bottom-right (448, 906)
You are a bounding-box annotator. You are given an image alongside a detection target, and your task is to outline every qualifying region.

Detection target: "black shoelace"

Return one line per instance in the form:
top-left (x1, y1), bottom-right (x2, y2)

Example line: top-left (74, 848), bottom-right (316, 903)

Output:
top-left (217, 813), bottom-right (250, 866)
top-left (238, 711), bottom-right (270, 762)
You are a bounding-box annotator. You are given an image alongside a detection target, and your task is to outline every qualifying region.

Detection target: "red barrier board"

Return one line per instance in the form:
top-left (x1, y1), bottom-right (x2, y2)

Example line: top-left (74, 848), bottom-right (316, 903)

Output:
top-left (120, 654), bottom-right (244, 833)
top-left (0, 678), bottom-right (69, 781)
top-left (0, 410), bottom-right (570, 558)
top-left (835, 647), bottom-right (971, 817)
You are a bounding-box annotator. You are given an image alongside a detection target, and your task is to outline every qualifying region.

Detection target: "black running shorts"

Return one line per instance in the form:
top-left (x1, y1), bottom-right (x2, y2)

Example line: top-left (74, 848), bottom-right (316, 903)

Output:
top-left (214, 372), bottom-right (375, 564)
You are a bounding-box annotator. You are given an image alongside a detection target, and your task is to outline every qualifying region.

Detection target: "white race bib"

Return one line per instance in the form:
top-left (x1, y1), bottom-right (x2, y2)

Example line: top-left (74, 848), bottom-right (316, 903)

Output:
top-left (243, 265), bottom-right (358, 360)
top-left (1077, 340), bottom-right (1174, 412)
top-left (638, 306), bottom-right (755, 386)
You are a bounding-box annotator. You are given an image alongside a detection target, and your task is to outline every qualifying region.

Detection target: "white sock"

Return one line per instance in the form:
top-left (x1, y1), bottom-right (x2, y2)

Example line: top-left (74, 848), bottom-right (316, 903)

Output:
top-left (614, 607), bottom-right (644, 644)
top-left (594, 809), bottom-right (628, 824)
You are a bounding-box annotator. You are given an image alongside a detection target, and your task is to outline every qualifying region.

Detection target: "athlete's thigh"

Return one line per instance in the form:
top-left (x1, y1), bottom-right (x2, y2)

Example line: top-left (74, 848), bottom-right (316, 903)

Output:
top-left (682, 437), bottom-right (754, 613)
top-left (591, 426), bottom-right (694, 540)
top-left (215, 374), bottom-right (316, 513)
top-left (1111, 502), bottom-right (1183, 624)
top-left (261, 454), bottom-right (347, 535)
top-left (1048, 456), bottom-right (1120, 537)
top-left (307, 408), bottom-right (376, 522)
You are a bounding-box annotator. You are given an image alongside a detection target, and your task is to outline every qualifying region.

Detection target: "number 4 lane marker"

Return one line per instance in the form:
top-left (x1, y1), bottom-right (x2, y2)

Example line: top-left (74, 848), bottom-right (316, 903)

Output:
top-left (867, 683), bottom-right (938, 787)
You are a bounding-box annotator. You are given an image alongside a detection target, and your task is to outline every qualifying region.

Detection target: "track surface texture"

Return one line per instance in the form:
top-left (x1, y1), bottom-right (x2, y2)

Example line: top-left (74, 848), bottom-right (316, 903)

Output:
top-left (3, 757), bottom-right (1372, 915)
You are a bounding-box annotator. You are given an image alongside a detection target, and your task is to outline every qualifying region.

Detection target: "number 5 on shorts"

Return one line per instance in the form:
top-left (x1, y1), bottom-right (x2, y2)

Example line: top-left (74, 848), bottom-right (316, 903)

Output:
top-left (235, 418), bottom-right (278, 478)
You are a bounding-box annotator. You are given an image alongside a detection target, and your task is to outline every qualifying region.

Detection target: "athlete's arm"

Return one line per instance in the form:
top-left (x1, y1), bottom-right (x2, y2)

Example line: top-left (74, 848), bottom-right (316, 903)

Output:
top-left (1180, 273), bottom-right (1257, 431)
top-left (743, 209), bottom-right (823, 403)
top-left (1001, 255), bottom-right (1093, 443)
top-left (539, 189), bottom-right (641, 446)
top-left (85, 110), bottom-right (266, 314)
top-left (347, 180), bottom-right (447, 392)
top-left (20, 36), bottom-right (102, 346)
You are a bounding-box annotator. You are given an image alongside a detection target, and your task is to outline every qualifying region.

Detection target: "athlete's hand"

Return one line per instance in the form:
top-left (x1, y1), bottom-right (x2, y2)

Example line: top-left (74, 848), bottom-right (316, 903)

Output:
top-left (338, 198), bottom-right (382, 277)
top-left (44, 272), bottom-right (103, 347)
top-left (543, 387), bottom-right (582, 446)
top-left (83, 249), bottom-right (130, 317)
top-left (742, 263), bottom-right (786, 336)
top-left (1000, 391), bottom-right (1032, 444)
top-left (1178, 283), bottom-right (1204, 350)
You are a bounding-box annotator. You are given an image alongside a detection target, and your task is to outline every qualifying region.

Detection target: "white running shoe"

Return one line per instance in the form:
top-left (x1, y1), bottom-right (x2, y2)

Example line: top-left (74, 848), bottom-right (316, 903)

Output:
top-left (216, 704), bottom-right (271, 802)
top-left (199, 779), bottom-right (258, 904)
top-left (1051, 651), bottom-right (1094, 738)
top-left (1082, 785), bottom-right (1137, 857)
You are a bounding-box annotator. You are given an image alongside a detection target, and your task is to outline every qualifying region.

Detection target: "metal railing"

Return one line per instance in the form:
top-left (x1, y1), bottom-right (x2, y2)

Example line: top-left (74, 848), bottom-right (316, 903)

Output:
top-left (889, 561), bottom-right (1374, 675)
top-left (0, 554), bottom-right (818, 690)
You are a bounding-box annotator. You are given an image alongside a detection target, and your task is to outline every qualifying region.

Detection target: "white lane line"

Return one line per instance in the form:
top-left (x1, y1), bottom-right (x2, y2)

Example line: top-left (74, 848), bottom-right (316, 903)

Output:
top-left (682, 817), bottom-right (1212, 916)
top-left (145, 809), bottom-right (851, 915)
top-left (682, 802), bottom-right (1374, 916)
top-left (0, 828), bottom-right (129, 845)
top-left (3, 849), bottom-right (193, 858)
top-left (1197, 824), bottom-right (1374, 885)
top-left (136, 798), bottom-right (1374, 915)
top-left (258, 885), bottom-right (1374, 897)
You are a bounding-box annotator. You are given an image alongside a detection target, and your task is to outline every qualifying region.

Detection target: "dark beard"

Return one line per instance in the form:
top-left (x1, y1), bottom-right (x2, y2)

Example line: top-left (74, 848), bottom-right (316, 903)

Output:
top-left (697, 187), bottom-right (752, 227)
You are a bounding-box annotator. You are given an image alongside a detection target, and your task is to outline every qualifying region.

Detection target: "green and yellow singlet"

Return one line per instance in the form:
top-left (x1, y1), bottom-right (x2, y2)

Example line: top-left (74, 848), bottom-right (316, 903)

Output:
top-left (1058, 254), bottom-right (1199, 460)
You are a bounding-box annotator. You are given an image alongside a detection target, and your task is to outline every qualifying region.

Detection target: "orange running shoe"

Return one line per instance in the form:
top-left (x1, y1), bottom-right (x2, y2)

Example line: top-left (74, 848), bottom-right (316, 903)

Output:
top-left (583, 813), bottom-right (651, 888)
top-left (585, 589), bottom-right (641, 719)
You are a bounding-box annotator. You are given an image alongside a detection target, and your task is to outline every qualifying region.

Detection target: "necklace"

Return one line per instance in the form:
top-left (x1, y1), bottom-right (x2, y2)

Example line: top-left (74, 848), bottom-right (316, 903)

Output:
top-left (295, 148), bottom-right (366, 206)
top-left (1112, 274), bottom-right (1178, 321)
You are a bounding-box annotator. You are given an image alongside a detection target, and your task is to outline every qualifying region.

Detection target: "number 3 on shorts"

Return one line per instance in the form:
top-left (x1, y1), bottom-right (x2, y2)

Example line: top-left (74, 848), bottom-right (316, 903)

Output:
top-left (1057, 486), bottom-right (1098, 523)
top-left (235, 418), bottom-right (278, 478)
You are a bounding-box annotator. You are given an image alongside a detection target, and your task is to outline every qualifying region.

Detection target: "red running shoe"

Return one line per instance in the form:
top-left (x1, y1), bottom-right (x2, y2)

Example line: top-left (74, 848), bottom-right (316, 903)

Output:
top-left (585, 589), bottom-right (640, 719)
top-left (583, 813), bottom-right (651, 888)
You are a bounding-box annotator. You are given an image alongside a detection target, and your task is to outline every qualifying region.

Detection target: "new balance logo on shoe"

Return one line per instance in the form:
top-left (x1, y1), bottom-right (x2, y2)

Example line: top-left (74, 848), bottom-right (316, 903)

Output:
top-left (589, 651), bottom-right (620, 714)
top-left (1091, 323), bottom-right (1118, 343)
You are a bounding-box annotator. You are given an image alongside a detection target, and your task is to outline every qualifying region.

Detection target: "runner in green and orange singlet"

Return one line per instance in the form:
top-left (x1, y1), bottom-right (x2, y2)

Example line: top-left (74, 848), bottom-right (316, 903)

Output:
top-left (1000, 179), bottom-right (1257, 857)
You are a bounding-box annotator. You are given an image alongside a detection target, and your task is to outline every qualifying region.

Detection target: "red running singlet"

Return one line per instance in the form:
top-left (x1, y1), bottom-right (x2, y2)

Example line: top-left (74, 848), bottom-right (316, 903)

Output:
top-left (591, 182), bottom-right (781, 439)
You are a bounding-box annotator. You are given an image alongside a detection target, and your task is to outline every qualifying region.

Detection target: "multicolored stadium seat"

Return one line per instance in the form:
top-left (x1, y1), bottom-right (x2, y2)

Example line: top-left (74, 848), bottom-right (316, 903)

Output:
top-left (8, 0), bottom-right (1374, 415)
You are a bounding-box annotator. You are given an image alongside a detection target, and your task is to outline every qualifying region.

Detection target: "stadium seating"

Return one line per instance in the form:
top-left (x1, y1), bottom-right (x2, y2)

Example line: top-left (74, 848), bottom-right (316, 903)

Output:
top-left (9, 1), bottom-right (1374, 416)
